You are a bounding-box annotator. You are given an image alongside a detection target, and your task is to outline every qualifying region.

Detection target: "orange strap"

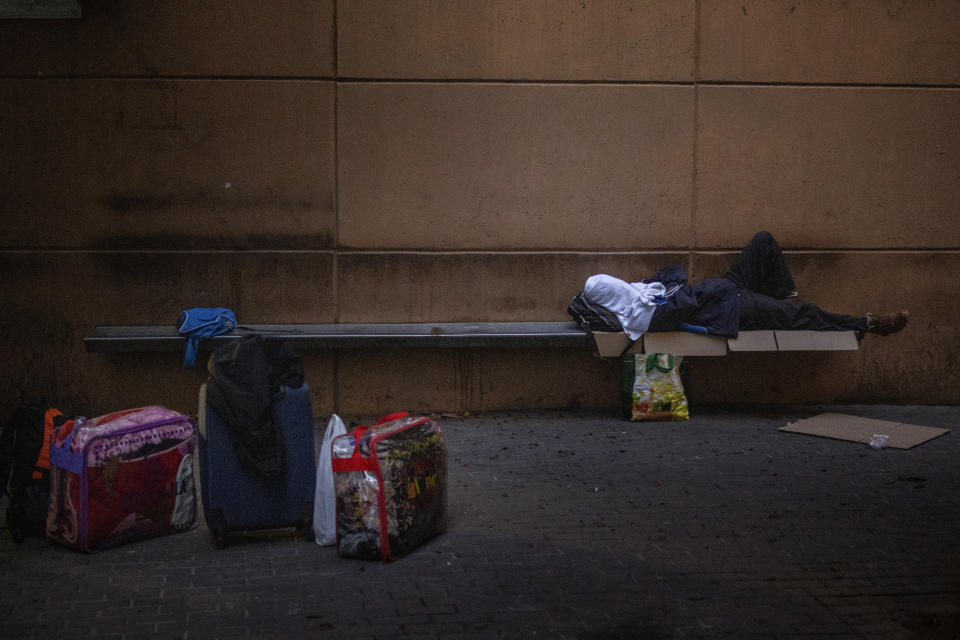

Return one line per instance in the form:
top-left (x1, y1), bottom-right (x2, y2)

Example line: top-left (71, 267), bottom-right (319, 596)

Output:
top-left (32, 407), bottom-right (62, 479)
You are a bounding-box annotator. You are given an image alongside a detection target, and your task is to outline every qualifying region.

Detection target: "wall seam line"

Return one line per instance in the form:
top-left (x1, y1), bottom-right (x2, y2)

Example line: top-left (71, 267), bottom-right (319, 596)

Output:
top-left (690, 0), bottom-right (702, 272)
top-left (2, 76), bottom-right (956, 91)
top-left (5, 248), bottom-right (959, 255)
top-left (332, 0), bottom-right (341, 413)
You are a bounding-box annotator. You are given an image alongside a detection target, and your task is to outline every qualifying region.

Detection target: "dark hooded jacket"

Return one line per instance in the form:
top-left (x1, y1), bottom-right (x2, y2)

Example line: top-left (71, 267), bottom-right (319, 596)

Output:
top-left (645, 265), bottom-right (741, 338)
top-left (204, 335), bottom-right (304, 478)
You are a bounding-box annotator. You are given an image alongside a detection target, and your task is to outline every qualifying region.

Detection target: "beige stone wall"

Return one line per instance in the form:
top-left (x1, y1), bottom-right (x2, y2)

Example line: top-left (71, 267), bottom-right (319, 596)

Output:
top-left (1, 1), bottom-right (958, 418)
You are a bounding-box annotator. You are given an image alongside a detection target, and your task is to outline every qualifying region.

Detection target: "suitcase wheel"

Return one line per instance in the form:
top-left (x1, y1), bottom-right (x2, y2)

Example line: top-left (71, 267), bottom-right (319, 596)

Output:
top-left (207, 508), bottom-right (229, 549)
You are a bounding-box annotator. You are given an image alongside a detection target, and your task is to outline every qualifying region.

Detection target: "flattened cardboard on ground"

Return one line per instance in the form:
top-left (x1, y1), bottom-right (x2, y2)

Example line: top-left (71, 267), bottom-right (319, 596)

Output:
top-left (779, 413), bottom-right (950, 449)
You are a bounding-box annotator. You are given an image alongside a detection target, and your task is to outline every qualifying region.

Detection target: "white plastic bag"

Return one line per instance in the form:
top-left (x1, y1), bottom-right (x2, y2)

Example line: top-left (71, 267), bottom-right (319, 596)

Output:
top-left (313, 413), bottom-right (347, 546)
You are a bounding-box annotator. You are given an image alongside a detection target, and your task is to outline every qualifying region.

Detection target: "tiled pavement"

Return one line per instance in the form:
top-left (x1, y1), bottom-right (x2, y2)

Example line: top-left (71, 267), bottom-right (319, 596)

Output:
top-left (1, 405), bottom-right (958, 639)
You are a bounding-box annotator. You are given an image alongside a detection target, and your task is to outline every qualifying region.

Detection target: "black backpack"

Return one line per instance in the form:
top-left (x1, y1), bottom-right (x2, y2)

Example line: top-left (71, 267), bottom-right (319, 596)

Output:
top-left (567, 292), bottom-right (631, 357)
top-left (1, 398), bottom-right (66, 542)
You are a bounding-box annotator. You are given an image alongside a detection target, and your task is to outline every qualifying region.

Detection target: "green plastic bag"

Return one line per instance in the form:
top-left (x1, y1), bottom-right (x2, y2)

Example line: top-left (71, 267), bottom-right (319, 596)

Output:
top-left (622, 353), bottom-right (689, 422)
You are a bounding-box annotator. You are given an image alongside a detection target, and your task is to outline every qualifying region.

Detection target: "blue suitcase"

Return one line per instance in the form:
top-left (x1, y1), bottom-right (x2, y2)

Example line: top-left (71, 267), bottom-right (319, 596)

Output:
top-left (198, 382), bottom-right (316, 548)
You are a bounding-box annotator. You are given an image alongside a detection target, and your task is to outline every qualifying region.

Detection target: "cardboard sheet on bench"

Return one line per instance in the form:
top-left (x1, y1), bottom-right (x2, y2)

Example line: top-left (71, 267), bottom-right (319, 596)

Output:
top-left (592, 330), bottom-right (858, 357)
top-left (774, 330), bottom-right (859, 351)
top-left (779, 413), bottom-right (950, 449)
top-left (592, 331), bottom-right (632, 357)
top-left (728, 331), bottom-right (777, 351)
top-left (640, 332), bottom-right (727, 356)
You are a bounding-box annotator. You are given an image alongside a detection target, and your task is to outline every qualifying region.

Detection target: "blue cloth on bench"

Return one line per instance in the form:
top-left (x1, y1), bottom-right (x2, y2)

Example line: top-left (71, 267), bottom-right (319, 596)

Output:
top-left (177, 308), bottom-right (236, 368)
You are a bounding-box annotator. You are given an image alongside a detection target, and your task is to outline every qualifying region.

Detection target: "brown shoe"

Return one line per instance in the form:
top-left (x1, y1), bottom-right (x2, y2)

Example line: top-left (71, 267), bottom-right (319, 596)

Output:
top-left (865, 310), bottom-right (909, 336)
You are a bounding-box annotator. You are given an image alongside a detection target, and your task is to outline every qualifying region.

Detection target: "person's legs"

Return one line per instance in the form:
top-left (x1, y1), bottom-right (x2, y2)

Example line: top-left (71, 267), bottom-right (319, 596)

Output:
top-left (738, 290), bottom-right (868, 337)
top-left (738, 290), bottom-right (908, 339)
top-left (725, 231), bottom-right (796, 299)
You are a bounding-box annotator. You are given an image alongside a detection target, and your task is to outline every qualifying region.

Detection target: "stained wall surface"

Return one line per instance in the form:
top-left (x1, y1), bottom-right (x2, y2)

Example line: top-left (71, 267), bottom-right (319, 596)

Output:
top-left (1, 1), bottom-right (958, 418)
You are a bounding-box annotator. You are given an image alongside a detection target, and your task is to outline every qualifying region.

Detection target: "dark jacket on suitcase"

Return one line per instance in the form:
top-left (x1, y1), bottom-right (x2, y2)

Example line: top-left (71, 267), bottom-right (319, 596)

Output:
top-left (204, 335), bottom-right (304, 478)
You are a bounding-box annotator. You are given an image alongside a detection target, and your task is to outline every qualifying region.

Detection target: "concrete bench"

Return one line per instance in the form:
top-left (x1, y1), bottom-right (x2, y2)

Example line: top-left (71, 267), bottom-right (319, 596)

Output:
top-left (84, 322), bottom-right (593, 352)
top-left (85, 323), bottom-right (858, 356)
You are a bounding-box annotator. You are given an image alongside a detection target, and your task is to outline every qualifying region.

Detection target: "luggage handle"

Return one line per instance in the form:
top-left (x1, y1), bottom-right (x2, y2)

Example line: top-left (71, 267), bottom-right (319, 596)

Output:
top-left (644, 353), bottom-right (676, 373)
top-left (331, 426), bottom-right (377, 473)
top-left (329, 413), bottom-right (412, 473)
top-left (49, 429), bottom-right (83, 474)
top-left (376, 412), bottom-right (410, 425)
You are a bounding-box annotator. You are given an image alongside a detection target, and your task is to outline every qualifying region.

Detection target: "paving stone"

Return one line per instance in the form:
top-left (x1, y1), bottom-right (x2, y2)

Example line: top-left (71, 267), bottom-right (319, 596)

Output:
top-left (1, 407), bottom-right (958, 639)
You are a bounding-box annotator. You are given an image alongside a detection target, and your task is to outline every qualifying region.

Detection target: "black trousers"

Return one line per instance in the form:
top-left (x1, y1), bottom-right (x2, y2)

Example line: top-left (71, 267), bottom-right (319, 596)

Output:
top-left (726, 232), bottom-right (867, 335)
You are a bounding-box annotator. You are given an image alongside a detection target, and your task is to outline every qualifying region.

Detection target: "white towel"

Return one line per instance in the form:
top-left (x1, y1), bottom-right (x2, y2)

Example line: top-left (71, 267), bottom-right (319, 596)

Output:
top-left (584, 274), bottom-right (666, 340)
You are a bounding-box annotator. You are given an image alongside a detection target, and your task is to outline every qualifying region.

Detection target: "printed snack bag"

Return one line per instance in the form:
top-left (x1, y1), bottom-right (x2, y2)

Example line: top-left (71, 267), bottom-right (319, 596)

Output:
top-left (623, 354), bottom-right (689, 422)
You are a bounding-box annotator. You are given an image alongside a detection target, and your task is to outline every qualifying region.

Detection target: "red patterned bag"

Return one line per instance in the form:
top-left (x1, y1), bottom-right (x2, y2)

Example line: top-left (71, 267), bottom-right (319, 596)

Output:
top-left (47, 406), bottom-right (197, 552)
top-left (332, 413), bottom-right (447, 561)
